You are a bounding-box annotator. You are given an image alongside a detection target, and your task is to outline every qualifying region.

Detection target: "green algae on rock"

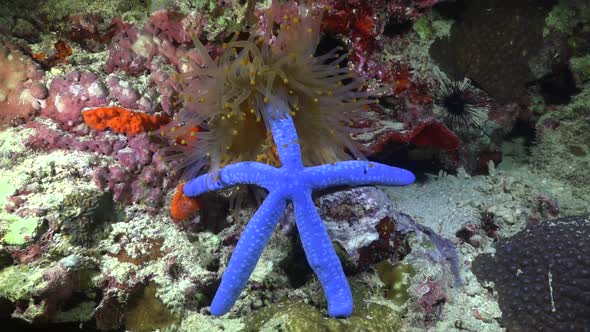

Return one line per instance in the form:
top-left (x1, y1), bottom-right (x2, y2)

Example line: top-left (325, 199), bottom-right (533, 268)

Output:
top-left (125, 283), bottom-right (181, 332)
top-left (246, 301), bottom-right (403, 332)
top-left (531, 83), bottom-right (590, 216)
top-left (2, 215), bottom-right (41, 246)
top-left (0, 264), bottom-right (49, 322)
top-left (570, 55), bottom-right (590, 84)
top-left (376, 261), bottom-right (416, 306)
top-left (0, 264), bottom-right (46, 303)
top-left (1, 178), bottom-right (41, 246)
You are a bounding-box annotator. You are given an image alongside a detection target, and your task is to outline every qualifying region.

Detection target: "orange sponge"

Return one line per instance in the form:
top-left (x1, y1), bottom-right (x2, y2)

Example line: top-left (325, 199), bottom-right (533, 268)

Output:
top-left (82, 106), bottom-right (170, 135)
top-left (170, 183), bottom-right (200, 223)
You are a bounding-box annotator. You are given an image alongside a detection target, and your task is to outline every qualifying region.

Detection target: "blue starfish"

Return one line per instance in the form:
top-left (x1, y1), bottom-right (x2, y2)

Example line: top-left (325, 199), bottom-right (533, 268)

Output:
top-left (183, 99), bottom-right (415, 317)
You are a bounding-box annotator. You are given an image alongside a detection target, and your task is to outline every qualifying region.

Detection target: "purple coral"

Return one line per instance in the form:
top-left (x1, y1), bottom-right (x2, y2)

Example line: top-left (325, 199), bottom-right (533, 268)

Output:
top-left (104, 10), bottom-right (208, 116)
top-left (92, 135), bottom-right (171, 207)
top-left (105, 10), bottom-right (202, 75)
top-left (25, 121), bottom-right (172, 208)
top-left (41, 71), bottom-right (109, 132)
top-left (105, 74), bottom-right (141, 109)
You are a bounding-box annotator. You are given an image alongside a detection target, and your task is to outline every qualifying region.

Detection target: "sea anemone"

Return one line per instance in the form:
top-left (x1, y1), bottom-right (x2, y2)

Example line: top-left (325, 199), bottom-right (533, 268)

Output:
top-left (432, 75), bottom-right (490, 134)
top-left (160, 1), bottom-right (379, 179)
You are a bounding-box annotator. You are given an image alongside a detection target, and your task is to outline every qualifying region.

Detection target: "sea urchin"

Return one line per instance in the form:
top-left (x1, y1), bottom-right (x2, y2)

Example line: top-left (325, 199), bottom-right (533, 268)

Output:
top-left (433, 76), bottom-right (490, 133)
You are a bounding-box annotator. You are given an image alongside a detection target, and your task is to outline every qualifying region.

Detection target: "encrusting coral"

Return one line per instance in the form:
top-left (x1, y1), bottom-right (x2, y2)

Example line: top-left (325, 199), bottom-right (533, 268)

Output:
top-left (473, 216), bottom-right (590, 331)
top-left (82, 106), bottom-right (170, 135)
top-left (169, 183), bottom-right (200, 223)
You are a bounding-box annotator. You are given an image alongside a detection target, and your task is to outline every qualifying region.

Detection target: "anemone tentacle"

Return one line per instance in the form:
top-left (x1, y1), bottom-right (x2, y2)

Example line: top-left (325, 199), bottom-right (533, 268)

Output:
top-left (160, 2), bottom-right (378, 179)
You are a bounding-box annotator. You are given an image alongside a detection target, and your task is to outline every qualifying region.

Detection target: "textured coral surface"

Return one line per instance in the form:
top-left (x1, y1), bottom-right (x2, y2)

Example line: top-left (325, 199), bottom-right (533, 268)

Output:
top-left (473, 216), bottom-right (590, 332)
top-left (430, 0), bottom-right (556, 102)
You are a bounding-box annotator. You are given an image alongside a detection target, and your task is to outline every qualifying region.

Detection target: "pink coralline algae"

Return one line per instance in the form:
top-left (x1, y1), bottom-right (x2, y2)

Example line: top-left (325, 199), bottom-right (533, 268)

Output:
top-left (150, 69), bottom-right (182, 115)
top-left (104, 20), bottom-right (147, 75)
top-left (104, 11), bottom-right (205, 115)
top-left (105, 73), bottom-right (163, 113)
top-left (105, 75), bottom-right (144, 110)
top-left (25, 122), bottom-right (126, 156)
top-left (0, 46), bottom-right (47, 130)
top-left (41, 71), bottom-right (110, 133)
top-left (85, 122), bottom-right (172, 207)
top-left (25, 121), bottom-right (173, 208)
top-left (19, 11), bottom-right (212, 210)
top-left (105, 10), bottom-right (201, 74)
top-left (414, 278), bottom-right (447, 321)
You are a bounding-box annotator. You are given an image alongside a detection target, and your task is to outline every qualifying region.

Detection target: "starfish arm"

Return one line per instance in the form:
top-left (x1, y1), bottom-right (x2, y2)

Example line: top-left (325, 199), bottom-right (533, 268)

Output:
top-left (264, 100), bottom-right (303, 169)
top-left (292, 189), bottom-right (353, 318)
top-left (183, 162), bottom-right (279, 196)
top-left (303, 160), bottom-right (415, 190)
top-left (210, 191), bottom-right (287, 316)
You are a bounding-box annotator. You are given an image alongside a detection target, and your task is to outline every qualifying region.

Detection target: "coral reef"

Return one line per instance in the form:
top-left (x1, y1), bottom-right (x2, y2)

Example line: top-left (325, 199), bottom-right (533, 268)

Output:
top-left (41, 71), bottom-right (110, 132)
top-left (1, 0), bottom-right (589, 330)
top-left (24, 122), bottom-right (172, 207)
